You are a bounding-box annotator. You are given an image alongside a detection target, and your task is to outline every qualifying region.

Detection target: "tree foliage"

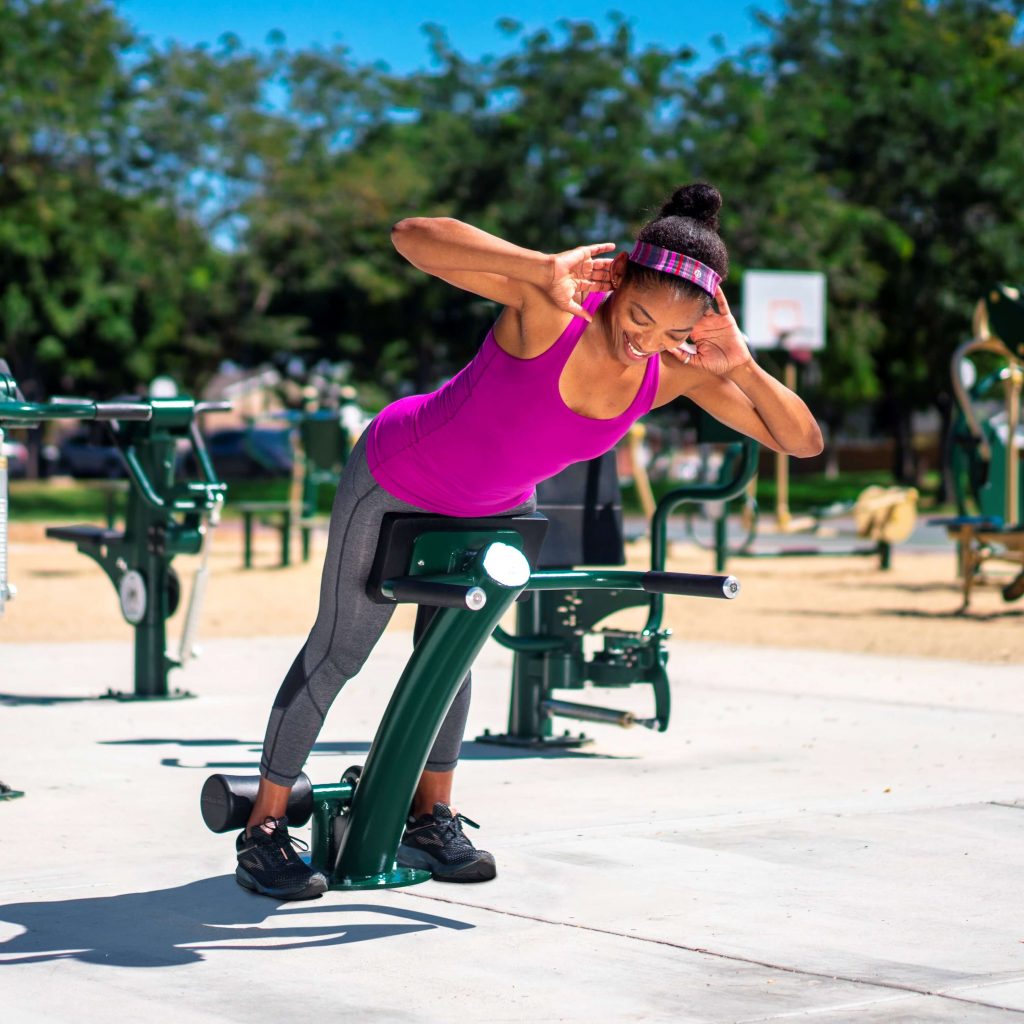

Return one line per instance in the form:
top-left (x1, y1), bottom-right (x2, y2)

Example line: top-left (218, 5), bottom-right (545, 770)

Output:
top-left (2, 0), bottom-right (1023, 478)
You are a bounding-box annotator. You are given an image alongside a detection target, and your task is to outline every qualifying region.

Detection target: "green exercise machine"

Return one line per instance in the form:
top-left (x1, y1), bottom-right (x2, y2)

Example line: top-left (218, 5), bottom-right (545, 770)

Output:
top-left (201, 508), bottom-right (739, 889)
top-left (684, 404), bottom-right (916, 573)
top-left (462, 412), bottom-right (758, 749)
top-left (0, 361), bottom-right (228, 698)
top-left (934, 285), bottom-right (1024, 609)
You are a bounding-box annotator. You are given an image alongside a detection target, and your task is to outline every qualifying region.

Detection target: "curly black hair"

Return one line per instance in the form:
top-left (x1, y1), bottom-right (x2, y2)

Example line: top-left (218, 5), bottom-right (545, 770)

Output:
top-left (624, 183), bottom-right (729, 309)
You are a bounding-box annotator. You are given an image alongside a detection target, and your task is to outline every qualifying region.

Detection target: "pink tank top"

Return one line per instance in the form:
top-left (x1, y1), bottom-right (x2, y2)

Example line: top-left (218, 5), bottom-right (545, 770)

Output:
top-left (366, 291), bottom-right (660, 516)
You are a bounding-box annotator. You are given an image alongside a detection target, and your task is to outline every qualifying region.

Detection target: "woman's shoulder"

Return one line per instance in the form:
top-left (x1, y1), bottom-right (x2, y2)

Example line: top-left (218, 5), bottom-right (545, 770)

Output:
top-left (507, 289), bottom-right (608, 360)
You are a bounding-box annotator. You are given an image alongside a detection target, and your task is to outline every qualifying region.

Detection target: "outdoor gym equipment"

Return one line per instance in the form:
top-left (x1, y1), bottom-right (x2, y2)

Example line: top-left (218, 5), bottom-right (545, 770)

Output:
top-left (0, 361), bottom-right (228, 698)
top-left (933, 285), bottom-right (1024, 609)
top-left (475, 413), bottom-right (758, 749)
top-left (683, 403), bottom-right (917, 572)
top-left (201, 509), bottom-right (739, 890)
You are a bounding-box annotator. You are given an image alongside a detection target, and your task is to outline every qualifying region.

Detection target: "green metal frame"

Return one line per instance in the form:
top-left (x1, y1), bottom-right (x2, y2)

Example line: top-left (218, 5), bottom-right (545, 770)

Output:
top-left (686, 422), bottom-right (893, 572)
top-left (257, 523), bottom-right (740, 891)
top-left (477, 429), bottom-right (757, 748)
top-left (0, 365), bottom-right (227, 698)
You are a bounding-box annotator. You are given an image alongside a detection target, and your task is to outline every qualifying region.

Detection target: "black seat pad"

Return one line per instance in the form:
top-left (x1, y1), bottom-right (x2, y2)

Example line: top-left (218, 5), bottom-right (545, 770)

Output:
top-left (365, 512), bottom-right (548, 604)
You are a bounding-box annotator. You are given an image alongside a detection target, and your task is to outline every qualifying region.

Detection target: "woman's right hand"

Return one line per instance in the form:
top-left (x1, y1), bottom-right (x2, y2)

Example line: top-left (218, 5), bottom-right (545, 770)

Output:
top-left (547, 243), bottom-right (617, 320)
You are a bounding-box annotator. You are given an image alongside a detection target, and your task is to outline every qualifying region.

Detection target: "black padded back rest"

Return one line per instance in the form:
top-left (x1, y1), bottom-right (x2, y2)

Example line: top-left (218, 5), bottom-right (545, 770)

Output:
top-left (365, 511), bottom-right (549, 604)
top-left (535, 450), bottom-right (624, 568)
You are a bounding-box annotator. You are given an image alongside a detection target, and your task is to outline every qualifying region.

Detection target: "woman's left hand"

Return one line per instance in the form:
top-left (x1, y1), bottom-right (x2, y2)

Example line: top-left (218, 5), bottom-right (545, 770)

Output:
top-left (667, 286), bottom-right (753, 376)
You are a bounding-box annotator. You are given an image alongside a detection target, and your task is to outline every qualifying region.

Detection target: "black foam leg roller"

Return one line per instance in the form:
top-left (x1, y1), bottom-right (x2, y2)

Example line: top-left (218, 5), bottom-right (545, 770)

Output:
top-left (200, 772), bottom-right (313, 833)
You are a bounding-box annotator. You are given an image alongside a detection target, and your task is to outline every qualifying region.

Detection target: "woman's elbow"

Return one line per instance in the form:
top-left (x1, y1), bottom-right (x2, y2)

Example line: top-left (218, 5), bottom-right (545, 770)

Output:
top-left (788, 428), bottom-right (825, 459)
top-left (391, 217), bottom-right (423, 244)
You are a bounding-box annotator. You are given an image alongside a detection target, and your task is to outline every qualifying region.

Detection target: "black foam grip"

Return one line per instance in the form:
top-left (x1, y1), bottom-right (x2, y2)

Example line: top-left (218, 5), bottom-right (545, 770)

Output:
top-left (642, 571), bottom-right (738, 600)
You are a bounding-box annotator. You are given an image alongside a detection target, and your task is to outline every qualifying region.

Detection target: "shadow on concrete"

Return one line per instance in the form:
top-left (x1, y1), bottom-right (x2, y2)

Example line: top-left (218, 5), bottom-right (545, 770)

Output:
top-left (102, 738), bottom-right (630, 765)
top-left (0, 693), bottom-right (102, 707)
top-left (0, 876), bottom-right (472, 967)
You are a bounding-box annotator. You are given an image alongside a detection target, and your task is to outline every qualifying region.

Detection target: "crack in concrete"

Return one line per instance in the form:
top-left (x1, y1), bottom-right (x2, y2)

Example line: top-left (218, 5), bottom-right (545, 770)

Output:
top-left (394, 889), bottom-right (1024, 1016)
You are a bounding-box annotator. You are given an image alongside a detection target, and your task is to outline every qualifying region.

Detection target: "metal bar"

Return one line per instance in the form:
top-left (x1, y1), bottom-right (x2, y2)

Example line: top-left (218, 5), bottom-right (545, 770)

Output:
top-left (950, 333), bottom-right (1020, 462)
top-left (121, 446), bottom-right (167, 509)
top-left (92, 402), bottom-right (153, 421)
top-left (382, 577), bottom-right (487, 609)
top-left (178, 499), bottom-right (222, 667)
top-left (1006, 364), bottom-right (1022, 525)
top-left (646, 440), bottom-right (759, 633)
top-left (642, 571), bottom-right (740, 599)
top-left (0, 425), bottom-right (10, 616)
top-left (526, 569), bottom-right (739, 599)
top-left (775, 363), bottom-right (797, 530)
top-left (541, 699), bottom-right (646, 729)
top-left (0, 400), bottom-right (97, 422)
top-left (490, 623), bottom-right (564, 653)
top-left (333, 546), bottom-right (528, 885)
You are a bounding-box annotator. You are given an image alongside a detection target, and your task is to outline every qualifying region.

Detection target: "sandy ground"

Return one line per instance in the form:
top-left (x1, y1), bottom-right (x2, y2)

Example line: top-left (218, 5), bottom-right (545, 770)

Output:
top-left (3, 519), bottom-right (1022, 663)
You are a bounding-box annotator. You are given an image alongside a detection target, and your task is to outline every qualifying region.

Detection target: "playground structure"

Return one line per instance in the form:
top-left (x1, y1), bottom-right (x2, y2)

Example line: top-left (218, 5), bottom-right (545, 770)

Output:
top-left (201, 508), bottom-right (740, 890)
top-left (681, 364), bottom-right (918, 573)
top-left (669, 270), bottom-right (917, 572)
top-left (934, 284), bottom-right (1024, 609)
top-left (0, 361), bottom-right (228, 699)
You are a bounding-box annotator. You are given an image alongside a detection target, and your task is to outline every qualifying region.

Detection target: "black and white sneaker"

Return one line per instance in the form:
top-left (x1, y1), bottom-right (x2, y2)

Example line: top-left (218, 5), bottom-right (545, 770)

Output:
top-left (396, 803), bottom-right (497, 883)
top-left (235, 816), bottom-right (328, 900)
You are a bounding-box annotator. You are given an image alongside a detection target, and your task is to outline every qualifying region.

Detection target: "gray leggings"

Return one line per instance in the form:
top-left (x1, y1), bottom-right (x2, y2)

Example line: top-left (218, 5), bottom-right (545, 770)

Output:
top-left (259, 431), bottom-right (535, 787)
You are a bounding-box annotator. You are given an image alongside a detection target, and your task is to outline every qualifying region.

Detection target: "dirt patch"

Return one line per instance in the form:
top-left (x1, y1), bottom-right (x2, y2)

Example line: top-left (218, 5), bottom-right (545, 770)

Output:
top-left (3, 520), bottom-right (1021, 663)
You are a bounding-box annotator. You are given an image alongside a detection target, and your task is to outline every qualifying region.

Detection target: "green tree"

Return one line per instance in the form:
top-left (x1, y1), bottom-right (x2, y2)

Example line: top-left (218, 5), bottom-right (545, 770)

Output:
top-left (717, 0), bottom-right (1024, 479)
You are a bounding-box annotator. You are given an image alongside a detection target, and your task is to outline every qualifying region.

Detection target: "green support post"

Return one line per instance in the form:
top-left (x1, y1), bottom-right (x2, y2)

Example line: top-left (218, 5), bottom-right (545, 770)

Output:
top-left (330, 542), bottom-right (529, 889)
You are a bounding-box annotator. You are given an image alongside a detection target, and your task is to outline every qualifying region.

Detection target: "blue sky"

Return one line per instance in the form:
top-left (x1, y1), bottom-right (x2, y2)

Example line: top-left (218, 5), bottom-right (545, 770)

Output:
top-left (115, 1), bottom-right (782, 71)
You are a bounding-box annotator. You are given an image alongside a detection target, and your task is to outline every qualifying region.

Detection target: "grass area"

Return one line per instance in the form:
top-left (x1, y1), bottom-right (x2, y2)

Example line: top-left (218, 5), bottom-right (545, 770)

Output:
top-left (621, 469), bottom-right (942, 516)
top-left (7, 477), bottom-right (298, 522)
top-left (11, 469), bottom-right (944, 522)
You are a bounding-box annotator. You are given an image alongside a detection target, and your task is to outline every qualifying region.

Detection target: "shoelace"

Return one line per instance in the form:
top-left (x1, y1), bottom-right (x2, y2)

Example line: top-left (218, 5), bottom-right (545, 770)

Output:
top-left (251, 816), bottom-right (311, 858)
top-left (437, 812), bottom-right (480, 847)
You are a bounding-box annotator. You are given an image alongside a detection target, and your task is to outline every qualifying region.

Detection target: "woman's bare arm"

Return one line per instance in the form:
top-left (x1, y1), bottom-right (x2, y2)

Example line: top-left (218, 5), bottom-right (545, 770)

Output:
top-left (391, 217), bottom-right (614, 320)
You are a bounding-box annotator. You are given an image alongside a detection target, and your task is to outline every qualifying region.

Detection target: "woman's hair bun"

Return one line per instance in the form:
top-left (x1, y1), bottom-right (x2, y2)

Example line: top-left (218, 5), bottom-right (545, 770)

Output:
top-left (659, 183), bottom-right (722, 231)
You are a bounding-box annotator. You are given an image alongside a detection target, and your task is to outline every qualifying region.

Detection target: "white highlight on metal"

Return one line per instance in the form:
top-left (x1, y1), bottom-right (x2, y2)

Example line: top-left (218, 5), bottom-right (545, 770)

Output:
top-left (722, 576), bottom-right (741, 599)
top-left (481, 542), bottom-right (531, 588)
top-left (465, 587), bottom-right (487, 611)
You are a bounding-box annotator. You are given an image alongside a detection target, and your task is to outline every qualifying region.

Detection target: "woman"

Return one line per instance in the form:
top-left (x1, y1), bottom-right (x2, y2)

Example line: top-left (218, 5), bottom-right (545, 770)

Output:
top-left (235, 183), bottom-right (823, 900)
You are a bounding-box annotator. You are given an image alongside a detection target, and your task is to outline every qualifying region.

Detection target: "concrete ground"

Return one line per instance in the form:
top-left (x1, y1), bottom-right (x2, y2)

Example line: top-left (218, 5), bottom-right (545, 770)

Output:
top-left (1, 632), bottom-right (1023, 1022)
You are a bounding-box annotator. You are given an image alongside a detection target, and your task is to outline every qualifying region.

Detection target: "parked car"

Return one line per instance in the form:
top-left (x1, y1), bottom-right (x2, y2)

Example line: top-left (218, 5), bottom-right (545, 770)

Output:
top-left (182, 428), bottom-right (294, 479)
top-left (57, 429), bottom-right (126, 479)
top-left (1, 439), bottom-right (29, 479)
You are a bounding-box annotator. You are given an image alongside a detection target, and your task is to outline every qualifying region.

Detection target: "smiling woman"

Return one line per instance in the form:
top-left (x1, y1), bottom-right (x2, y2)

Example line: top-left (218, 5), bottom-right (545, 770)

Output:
top-left (228, 182), bottom-right (823, 903)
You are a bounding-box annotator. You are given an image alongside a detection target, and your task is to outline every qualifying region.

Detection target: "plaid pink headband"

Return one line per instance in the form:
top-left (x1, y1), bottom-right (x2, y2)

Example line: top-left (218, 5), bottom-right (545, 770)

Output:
top-left (628, 241), bottom-right (721, 296)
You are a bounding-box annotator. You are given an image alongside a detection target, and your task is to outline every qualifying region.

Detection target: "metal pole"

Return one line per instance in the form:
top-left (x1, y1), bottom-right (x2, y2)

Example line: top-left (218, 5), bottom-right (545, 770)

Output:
top-left (776, 362), bottom-right (797, 531)
top-left (333, 544), bottom-right (529, 887)
top-left (1006, 364), bottom-right (1022, 525)
top-left (0, 425), bottom-right (11, 616)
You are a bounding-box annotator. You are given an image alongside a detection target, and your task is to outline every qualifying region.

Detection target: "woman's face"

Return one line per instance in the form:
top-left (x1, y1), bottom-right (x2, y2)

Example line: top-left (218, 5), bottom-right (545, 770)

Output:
top-left (603, 256), bottom-right (707, 367)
